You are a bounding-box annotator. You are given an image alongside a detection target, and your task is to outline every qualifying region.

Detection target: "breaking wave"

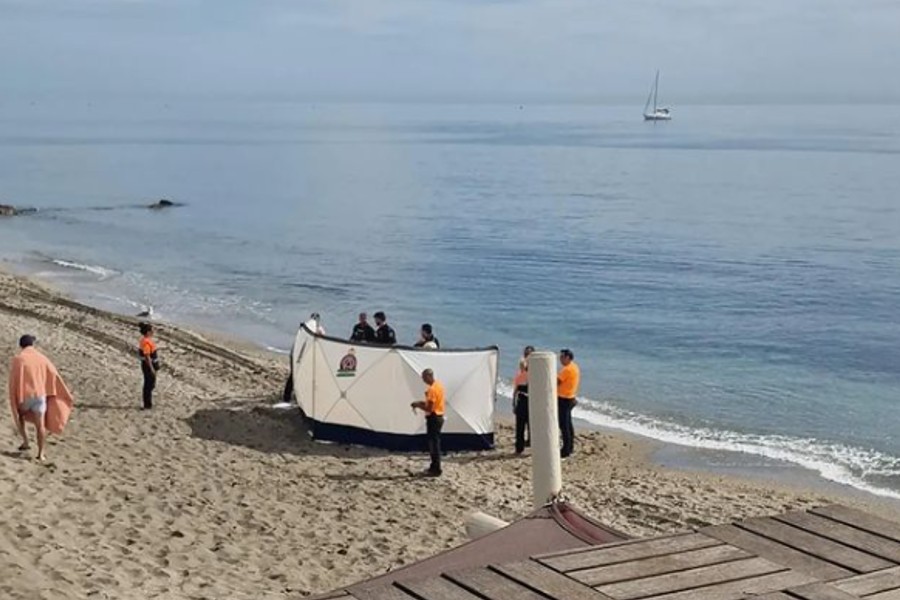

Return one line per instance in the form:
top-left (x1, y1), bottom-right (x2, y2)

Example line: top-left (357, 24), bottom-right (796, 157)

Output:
top-left (497, 380), bottom-right (900, 500)
top-left (49, 258), bottom-right (118, 280)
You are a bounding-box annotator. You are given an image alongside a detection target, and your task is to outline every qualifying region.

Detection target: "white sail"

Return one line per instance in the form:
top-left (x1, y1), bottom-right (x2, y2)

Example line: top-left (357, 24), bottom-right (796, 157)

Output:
top-left (643, 70), bottom-right (672, 121)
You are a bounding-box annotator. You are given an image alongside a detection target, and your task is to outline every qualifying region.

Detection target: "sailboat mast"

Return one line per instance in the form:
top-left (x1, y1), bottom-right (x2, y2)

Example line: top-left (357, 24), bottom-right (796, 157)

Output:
top-left (653, 70), bottom-right (659, 112)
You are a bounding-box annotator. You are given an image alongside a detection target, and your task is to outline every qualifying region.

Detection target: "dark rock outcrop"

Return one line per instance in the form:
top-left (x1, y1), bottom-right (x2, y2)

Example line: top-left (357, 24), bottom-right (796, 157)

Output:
top-left (0, 204), bottom-right (38, 216)
top-left (148, 199), bottom-right (177, 210)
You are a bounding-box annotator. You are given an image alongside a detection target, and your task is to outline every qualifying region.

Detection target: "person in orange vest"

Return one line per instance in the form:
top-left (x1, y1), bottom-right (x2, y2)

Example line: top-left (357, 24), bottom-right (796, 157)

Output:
top-left (410, 368), bottom-right (445, 476)
top-left (557, 348), bottom-right (581, 458)
top-left (138, 323), bottom-right (160, 410)
top-left (512, 344), bottom-right (535, 454)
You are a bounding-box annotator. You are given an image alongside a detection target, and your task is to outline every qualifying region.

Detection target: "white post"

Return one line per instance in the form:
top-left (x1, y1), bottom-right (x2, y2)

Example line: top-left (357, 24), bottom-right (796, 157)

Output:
top-left (528, 351), bottom-right (562, 508)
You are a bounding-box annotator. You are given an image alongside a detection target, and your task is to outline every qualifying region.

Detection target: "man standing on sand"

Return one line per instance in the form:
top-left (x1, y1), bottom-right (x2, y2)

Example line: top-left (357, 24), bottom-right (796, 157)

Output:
top-left (350, 312), bottom-right (376, 343)
top-left (513, 358), bottom-right (529, 455)
top-left (8, 335), bottom-right (74, 461)
top-left (410, 368), bottom-right (445, 477)
top-left (372, 311), bottom-right (396, 346)
top-left (557, 348), bottom-right (580, 458)
top-left (138, 323), bottom-right (160, 410)
top-left (514, 345), bottom-right (535, 453)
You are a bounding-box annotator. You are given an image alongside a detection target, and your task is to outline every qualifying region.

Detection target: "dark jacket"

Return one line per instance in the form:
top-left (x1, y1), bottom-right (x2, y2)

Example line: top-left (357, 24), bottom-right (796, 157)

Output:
top-left (374, 324), bottom-right (397, 345)
top-left (350, 322), bottom-right (376, 343)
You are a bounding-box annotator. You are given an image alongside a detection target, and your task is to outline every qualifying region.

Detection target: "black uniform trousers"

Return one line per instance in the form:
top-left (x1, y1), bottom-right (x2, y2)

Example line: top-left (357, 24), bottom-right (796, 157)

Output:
top-left (141, 362), bottom-right (156, 409)
top-left (426, 414), bottom-right (444, 474)
top-left (514, 387), bottom-right (530, 454)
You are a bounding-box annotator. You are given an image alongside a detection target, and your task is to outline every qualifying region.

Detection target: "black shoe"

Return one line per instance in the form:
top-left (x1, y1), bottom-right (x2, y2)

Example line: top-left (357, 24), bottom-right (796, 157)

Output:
top-left (426, 468), bottom-right (442, 477)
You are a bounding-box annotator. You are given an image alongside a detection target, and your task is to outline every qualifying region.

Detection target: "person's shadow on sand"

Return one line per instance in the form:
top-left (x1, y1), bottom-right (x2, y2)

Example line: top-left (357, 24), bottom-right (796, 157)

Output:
top-left (0, 450), bottom-right (31, 460)
top-left (185, 404), bottom-right (388, 459)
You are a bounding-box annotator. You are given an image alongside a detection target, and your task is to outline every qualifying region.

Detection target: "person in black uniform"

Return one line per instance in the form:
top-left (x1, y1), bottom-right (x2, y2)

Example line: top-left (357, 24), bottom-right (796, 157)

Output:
top-left (373, 311), bottom-right (396, 345)
top-left (350, 312), bottom-right (376, 342)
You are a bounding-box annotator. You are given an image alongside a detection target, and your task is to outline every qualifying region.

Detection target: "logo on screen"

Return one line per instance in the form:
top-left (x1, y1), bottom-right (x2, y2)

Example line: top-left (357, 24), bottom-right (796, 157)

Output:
top-left (337, 348), bottom-right (358, 377)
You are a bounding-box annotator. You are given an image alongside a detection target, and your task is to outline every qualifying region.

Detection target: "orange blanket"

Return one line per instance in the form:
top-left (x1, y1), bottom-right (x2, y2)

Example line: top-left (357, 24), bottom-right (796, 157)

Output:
top-left (8, 347), bottom-right (74, 435)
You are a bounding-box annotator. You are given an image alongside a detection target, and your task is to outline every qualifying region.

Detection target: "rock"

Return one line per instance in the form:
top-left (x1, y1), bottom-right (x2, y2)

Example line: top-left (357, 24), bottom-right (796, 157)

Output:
top-left (0, 204), bottom-right (37, 216)
top-left (148, 199), bottom-right (177, 209)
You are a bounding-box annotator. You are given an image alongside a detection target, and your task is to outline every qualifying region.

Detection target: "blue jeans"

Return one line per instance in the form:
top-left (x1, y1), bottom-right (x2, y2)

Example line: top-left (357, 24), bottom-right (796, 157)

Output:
top-left (558, 397), bottom-right (576, 457)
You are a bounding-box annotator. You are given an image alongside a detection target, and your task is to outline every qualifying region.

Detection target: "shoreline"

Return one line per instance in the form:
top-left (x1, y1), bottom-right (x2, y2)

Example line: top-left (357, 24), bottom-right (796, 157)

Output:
top-left (2, 265), bottom-right (898, 598)
top-left (7, 258), bottom-right (900, 506)
top-left (7, 254), bottom-right (900, 503)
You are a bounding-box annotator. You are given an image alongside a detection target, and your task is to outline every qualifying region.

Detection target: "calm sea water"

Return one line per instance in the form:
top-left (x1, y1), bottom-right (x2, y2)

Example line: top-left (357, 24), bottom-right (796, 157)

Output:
top-left (1, 99), bottom-right (899, 497)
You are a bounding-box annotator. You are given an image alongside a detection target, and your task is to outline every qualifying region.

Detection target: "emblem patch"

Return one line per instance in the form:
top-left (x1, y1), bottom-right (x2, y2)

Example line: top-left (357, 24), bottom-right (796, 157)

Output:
top-left (337, 348), bottom-right (357, 377)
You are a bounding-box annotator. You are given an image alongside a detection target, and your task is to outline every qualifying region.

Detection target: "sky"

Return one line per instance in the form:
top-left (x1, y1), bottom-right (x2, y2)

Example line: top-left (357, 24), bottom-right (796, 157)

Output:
top-left (1, 0), bottom-right (898, 104)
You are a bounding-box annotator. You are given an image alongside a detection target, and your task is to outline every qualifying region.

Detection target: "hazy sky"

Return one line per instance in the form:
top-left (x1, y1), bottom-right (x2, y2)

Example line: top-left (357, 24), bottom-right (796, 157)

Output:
top-left (1, 0), bottom-right (898, 103)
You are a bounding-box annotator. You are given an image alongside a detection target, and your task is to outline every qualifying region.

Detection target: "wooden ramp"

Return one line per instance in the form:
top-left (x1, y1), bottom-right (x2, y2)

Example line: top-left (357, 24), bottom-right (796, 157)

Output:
top-left (334, 505), bottom-right (900, 600)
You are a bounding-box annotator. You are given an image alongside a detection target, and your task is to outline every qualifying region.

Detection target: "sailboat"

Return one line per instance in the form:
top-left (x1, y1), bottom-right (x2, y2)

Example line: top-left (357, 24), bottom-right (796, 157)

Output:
top-left (643, 70), bottom-right (672, 121)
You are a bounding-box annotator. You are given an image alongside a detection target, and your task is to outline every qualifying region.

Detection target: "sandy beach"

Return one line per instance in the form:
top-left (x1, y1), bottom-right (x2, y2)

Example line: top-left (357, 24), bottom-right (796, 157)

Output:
top-left (0, 266), bottom-right (896, 600)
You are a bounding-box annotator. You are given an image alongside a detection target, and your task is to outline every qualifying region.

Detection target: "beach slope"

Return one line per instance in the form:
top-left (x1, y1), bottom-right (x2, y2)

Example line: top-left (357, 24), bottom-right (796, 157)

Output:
top-left (0, 268), bottom-right (881, 600)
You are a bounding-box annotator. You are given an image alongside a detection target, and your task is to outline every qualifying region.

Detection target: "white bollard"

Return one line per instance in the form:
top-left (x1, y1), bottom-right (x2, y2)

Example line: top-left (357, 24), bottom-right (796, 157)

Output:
top-left (528, 351), bottom-right (562, 508)
top-left (465, 511), bottom-right (510, 539)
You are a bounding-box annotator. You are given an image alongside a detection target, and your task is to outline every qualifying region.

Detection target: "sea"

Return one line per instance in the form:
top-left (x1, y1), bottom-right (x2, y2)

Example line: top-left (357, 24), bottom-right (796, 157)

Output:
top-left (1, 98), bottom-right (899, 499)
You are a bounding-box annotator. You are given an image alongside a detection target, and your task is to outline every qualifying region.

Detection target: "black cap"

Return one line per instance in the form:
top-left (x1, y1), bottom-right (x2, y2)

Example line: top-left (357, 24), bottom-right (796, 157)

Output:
top-left (19, 334), bottom-right (36, 348)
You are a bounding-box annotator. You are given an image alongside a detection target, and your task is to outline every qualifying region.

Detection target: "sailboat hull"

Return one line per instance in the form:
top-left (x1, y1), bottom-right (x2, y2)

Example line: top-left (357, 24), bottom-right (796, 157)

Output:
top-left (643, 113), bottom-right (672, 121)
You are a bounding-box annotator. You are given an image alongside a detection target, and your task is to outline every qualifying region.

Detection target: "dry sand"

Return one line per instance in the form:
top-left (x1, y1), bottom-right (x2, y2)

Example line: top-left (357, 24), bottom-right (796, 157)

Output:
top-left (0, 267), bottom-right (896, 600)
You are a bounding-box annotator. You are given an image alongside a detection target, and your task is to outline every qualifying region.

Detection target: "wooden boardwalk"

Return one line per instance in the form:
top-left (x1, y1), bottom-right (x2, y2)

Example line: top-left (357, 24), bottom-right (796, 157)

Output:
top-left (333, 505), bottom-right (900, 600)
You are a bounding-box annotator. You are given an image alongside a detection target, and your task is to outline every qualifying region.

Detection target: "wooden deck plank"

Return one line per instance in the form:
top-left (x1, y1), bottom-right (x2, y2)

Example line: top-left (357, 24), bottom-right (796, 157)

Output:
top-left (786, 581), bottom-right (864, 600)
top-left (649, 570), bottom-right (818, 600)
top-left (540, 534), bottom-right (722, 572)
top-left (775, 512), bottom-right (900, 564)
top-left (571, 545), bottom-right (753, 587)
top-left (595, 557), bottom-right (784, 600)
top-left (738, 517), bottom-right (894, 573)
top-left (350, 585), bottom-right (418, 600)
top-left (398, 577), bottom-right (485, 600)
top-left (702, 525), bottom-right (853, 581)
top-left (747, 594), bottom-right (795, 599)
top-left (494, 560), bottom-right (615, 600)
top-left (834, 566), bottom-right (900, 596)
top-left (446, 567), bottom-right (548, 600)
top-left (811, 506), bottom-right (900, 545)
top-left (868, 589), bottom-right (900, 600)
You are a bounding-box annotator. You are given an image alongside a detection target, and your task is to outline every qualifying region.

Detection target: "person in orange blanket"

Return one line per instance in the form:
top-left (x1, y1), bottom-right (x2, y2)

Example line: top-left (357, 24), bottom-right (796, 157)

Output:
top-left (8, 334), bottom-right (74, 461)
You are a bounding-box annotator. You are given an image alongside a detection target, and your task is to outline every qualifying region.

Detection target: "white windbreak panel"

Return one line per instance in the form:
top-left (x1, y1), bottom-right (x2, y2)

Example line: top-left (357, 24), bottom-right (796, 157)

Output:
top-left (292, 320), bottom-right (497, 438)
